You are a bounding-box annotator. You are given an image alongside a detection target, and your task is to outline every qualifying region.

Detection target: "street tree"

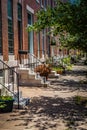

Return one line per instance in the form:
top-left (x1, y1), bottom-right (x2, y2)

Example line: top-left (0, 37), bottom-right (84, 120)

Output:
top-left (27, 0), bottom-right (87, 52)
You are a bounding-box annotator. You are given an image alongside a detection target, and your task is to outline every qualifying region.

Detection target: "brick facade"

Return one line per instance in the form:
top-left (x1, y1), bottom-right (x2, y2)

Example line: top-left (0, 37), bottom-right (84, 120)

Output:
top-left (0, 0), bottom-right (55, 63)
top-left (13, 0), bottom-right (19, 60)
top-left (1, 0), bottom-right (8, 61)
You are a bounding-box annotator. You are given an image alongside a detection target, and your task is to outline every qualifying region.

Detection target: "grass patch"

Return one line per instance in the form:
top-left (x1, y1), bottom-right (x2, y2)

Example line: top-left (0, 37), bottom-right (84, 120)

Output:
top-left (74, 96), bottom-right (87, 106)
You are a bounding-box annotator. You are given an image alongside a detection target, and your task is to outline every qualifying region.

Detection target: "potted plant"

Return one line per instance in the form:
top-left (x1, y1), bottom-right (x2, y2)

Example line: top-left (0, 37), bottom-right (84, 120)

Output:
top-left (35, 64), bottom-right (51, 80)
top-left (0, 96), bottom-right (14, 113)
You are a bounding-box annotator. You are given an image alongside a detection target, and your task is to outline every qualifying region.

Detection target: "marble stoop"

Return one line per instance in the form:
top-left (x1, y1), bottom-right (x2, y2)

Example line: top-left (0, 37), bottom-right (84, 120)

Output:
top-left (18, 68), bottom-right (50, 87)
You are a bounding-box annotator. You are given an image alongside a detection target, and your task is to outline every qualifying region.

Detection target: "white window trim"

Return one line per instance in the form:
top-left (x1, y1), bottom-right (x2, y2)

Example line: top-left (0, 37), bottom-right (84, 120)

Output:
top-left (26, 5), bottom-right (34, 14)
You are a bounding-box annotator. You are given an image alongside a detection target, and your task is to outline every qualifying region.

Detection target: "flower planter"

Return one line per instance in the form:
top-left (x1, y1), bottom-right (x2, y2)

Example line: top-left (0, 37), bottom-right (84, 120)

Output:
top-left (35, 64), bottom-right (51, 80)
top-left (0, 96), bottom-right (14, 113)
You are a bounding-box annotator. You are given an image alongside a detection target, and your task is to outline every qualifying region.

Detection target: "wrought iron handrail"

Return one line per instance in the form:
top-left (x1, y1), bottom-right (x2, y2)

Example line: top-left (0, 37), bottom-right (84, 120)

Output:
top-left (0, 59), bottom-right (19, 109)
top-left (27, 53), bottom-right (46, 72)
top-left (29, 52), bottom-right (45, 63)
top-left (0, 82), bottom-right (18, 98)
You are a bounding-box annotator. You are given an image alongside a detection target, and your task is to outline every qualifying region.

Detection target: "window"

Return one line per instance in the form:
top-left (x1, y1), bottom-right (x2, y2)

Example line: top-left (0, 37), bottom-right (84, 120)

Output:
top-left (40, 0), bottom-right (44, 8)
top-left (28, 13), bottom-right (32, 25)
top-left (8, 0), bottom-right (12, 18)
top-left (18, 3), bottom-right (22, 21)
top-left (27, 13), bottom-right (33, 54)
top-left (0, 0), bottom-right (2, 54)
top-left (18, 3), bottom-right (22, 50)
top-left (7, 0), bottom-right (14, 54)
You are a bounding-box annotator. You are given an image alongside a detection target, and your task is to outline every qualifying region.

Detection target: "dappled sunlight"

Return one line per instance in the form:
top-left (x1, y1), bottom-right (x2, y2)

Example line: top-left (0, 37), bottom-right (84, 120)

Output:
top-left (0, 60), bottom-right (87, 130)
top-left (3, 96), bottom-right (87, 130)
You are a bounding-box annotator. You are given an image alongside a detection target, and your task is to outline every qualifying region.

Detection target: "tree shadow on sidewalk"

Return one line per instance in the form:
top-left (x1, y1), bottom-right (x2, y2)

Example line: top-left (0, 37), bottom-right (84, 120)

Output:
top-left (50, 78), bottom-right (87, 92)
top-left (50, 66), bottom-right (87, 92)
top-left (7, 96), bottom-right (87, 130)
top-left (28, 96), bottom-right (87, 130)
top-left (66, 69), bottom-right (87, 77)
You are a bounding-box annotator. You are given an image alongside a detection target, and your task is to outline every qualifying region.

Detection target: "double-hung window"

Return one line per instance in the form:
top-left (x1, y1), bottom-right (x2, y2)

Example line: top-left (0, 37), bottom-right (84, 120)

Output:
top-left (27, 13), bottom-right (33, 54)
top-left (18, 3), bottom-right (22, 50)
top-left (7, 0), bottom-right (14, 54)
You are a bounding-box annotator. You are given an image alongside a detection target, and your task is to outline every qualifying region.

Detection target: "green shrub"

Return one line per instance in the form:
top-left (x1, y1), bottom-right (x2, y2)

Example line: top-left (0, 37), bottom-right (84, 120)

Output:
top-left (74, 96), bottom-right (87, 106)
top-left (0, 96), bottom-right (13, 101)
top-left (0, 102), bottom-right (6, 108)
top-left (0, 96), bottom-right (14, 112)
top-left (62, 56), bottom-right (71, 65)
top-left (66, 65), bottom-right (72, 71)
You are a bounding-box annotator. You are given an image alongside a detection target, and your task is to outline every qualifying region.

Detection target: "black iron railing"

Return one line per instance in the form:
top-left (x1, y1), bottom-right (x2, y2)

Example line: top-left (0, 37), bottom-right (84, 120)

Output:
top-left (18, 50), bottom-right (45, 71)
top-left (0, 59), bottom-right (19, 109)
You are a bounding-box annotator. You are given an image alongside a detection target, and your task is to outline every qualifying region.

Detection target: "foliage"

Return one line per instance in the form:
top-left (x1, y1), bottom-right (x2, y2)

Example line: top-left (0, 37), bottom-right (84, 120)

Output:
top-left (27, 0), bottom-right (87, 52)
top-left (0, 96), bottom-right (13, 101)
top-left (61, 56), bottom-right (71, 65)
top-left (0, 102), bottom-right (6, 108)
top-left (66, 65), bottom-right (72, 71)
top-left (46, 57), bottom-right (53, 65)
top-left (0, 96), bottom-right (14, 113)
top-left (74, 96), bottom-right (87, 106)
top-left (0, 96), bottom-right (13, 108)
top-left (52, 66), bottom-right (64, 71)
top-left (34, 64), bottom-right (51, 79)
top-left (60, 56), bottom-right (72, 70)
top-left (52, 64), bottom-right (65, 74)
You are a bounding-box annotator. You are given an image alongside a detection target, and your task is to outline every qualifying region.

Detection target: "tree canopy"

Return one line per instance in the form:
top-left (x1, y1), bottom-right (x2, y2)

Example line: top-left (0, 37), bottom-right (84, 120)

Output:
top-left (28, 0), bottom-right (87, 52)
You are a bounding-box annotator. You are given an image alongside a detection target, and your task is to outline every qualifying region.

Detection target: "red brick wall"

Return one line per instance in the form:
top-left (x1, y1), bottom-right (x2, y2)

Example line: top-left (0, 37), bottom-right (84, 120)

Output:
top-left (1, 0), bottom-right (55, 61)
top-left (21, 0), bottom-right (55, 58)
top-left (22, 0), bottom-right (41, 56)
top-left (13, 0), bottom-right (18, 60)
top-left (1, 0), bottom-right (19, 61)
top-left (1, 0), bottom-right (8, 61)
top-left (22, 0), bottom-right (28, 51)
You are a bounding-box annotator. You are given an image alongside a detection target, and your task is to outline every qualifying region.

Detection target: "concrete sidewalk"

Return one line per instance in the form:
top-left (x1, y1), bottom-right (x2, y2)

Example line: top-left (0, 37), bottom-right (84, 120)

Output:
top-left (0, 62), bottom-right (87, 130)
